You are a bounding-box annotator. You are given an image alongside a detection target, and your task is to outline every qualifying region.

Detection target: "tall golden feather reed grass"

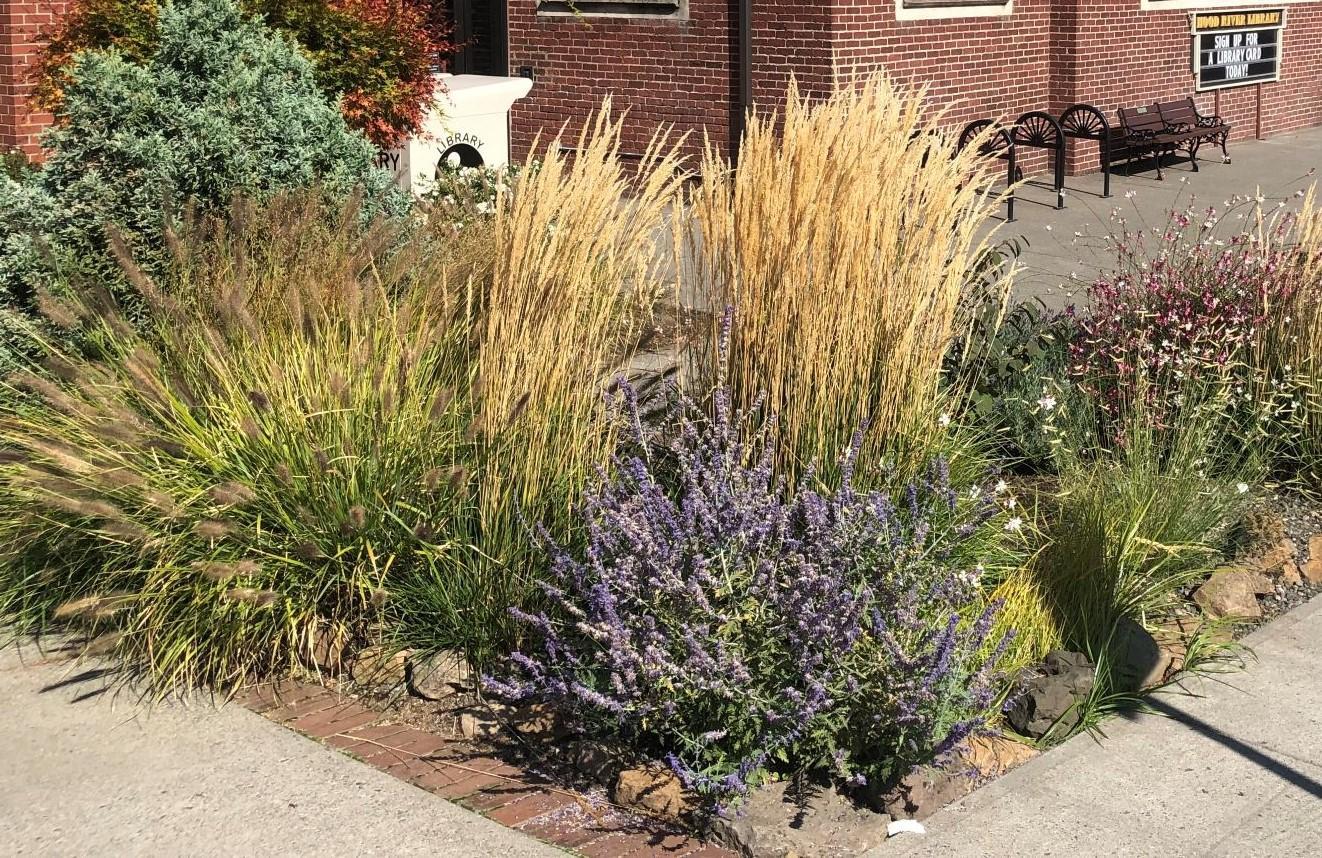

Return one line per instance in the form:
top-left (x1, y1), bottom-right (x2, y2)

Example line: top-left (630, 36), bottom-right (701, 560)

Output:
top-left (688, 73), bottom-right (1010, 483)
top-left (0, 107), bottom-right (686, 689)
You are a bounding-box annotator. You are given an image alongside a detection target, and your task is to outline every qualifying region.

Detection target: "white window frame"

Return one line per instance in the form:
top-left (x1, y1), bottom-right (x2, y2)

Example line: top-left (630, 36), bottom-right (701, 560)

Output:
top-left (536, 0), bottom-right (689, 19)
top-left (895, 0), bottom-right (1013, 23)
top-left (1139, 0), bottom-right (1296, 11)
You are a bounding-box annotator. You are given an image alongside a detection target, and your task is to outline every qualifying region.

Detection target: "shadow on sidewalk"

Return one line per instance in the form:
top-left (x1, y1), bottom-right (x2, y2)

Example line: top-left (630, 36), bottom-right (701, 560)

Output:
top-left (1138, 696), bottom-right (1322, 799)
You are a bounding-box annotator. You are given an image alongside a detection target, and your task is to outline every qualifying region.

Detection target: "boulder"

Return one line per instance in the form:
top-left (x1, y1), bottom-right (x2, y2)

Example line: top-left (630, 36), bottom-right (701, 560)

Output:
top-left (509, 701), bottom-right (569, 739)
top-left (1005, 649), bottom-right (1095, 739)
top-left (613, 765), bottom-right (693, 820)
top-left (961, 734), bottom-right (1037, 779)
top-left (407, 650), bottom-right (473, 700)
top-left (564, 739), bottom-right (627, 784)
top-left (708, 779), bottom-right (888, 858)
top-left (1251, 537), bottom-right (1297, 574)
top-left (349, 645), bottom-right (409, 687)
top-left (1107, 616), bottom-right (1172, 691)
top-left (1307, 535), bottom-right (1322, 585)
top-left (1193, 568), bottom-right (1263, 620)
top-left (1281, 560), bottom-right (1304, 586)
top-left (308, 626), bottom-right (347, 673)
top-left (457, 707), bottom-right (502, 741)
top-left (882, 766), bottom-right (970, 821)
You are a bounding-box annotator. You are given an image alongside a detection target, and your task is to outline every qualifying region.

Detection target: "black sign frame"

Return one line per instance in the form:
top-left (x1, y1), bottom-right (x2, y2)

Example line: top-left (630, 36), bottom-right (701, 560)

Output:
top-left (1190, 8), bottom-right (1287, 92)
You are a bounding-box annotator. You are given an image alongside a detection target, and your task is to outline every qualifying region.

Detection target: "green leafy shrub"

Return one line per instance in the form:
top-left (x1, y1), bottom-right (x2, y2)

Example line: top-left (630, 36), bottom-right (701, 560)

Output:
top-left (0, 0), bottom-right (406, 311)
top-left (34, 0), bottom-right (450, 146)
top-left (951, 299), bottom-right (1088, 470)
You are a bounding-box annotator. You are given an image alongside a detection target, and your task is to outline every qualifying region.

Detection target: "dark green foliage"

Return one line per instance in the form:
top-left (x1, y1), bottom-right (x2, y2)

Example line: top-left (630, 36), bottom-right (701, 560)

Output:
top-left (0, 0), bottom-right (408, 313)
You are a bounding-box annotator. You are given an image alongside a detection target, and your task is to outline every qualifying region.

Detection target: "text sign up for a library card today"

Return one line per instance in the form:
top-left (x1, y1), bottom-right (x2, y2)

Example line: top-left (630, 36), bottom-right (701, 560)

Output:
top-left (1191, 8), bottom-right (1286, 91)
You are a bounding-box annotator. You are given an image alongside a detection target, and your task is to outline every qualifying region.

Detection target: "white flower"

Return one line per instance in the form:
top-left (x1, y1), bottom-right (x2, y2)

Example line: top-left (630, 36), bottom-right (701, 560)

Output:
top-left (1037, 395), bottom-right (1057, 412)
top-left (1236, 483), bottom-right (1250, 494)
top-left (969, 486), bottom-right (982, 499)
top-left (938, 413), bottom-right (952, 428)
top-left (1005, 517), bottom-right (1024, 532)
top-left (1006, 497), bottom-right (1018, 509)
top-left (476, 201), bottom-right (492, 215)
top-left (994, 480), bottom-right (1009, 495)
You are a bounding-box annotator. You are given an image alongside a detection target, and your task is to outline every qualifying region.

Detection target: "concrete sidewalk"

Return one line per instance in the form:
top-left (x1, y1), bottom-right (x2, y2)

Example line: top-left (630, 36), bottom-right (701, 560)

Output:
top-left (873, 593), bottom-right (1322, 858)
top-left (1000, 125), bottom-right (1322, 308)
top-left (0, 645), bottom-right (561, 857)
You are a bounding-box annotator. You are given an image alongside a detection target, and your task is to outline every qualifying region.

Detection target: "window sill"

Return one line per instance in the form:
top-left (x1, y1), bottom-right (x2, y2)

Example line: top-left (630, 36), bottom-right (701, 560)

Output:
top-left (895, 1), bottom-right (1013, 22)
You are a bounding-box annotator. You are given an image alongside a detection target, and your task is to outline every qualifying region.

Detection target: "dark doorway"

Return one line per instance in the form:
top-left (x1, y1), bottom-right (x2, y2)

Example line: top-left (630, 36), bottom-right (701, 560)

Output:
top-left (447, 0), bottom-right (509, 76)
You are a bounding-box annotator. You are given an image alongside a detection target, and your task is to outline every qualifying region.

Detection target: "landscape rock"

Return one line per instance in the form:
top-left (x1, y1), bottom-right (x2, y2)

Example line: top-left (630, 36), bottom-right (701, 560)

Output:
top-left (708, 780), bottom-right (888, 858)
top-left (882, 766), bottom-right (970, 821)
top-left (1193, 568), bottom-right (1263, 620)
top-left (1005, 649), bottom-right (1095, 739)
top-left (960, 734), bottom-right (1038, 779)
top-left (564, 739), bottom-right (626, 784)
top-left (613, 765), bottom-right (693, 820)
top-left (1307, 535), bottom-right (1322, 584)
top-left (1281, 560), bottom-right (1304, 586)
top-left (1251, 537), bottom-right (1297, 574)
top-left (1107, 616), bottom-right (1172, 691)
top-left (349, 646), bottom-right (409, 687)
top-left (508, 702), bottom-right (569, 739)
top-left (457, 707), bottom-right (502, 741)
top-left (406, 650), bottom-right (473, 700)
top-left (308, 626), bottom-right (347, 673)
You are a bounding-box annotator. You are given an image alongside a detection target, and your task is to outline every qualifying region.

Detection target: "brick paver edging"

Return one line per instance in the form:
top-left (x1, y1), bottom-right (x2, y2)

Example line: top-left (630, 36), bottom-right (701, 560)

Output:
top-left (235, 681), bottom-right (733, 858)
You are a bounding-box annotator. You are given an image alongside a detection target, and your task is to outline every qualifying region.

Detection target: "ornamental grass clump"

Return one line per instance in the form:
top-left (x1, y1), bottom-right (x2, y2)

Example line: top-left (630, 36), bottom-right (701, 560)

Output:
top-left (489, 382), bottom-right (1012, 809)
top-left (689, 73), bottom-right (1010, 483)
top-left (1255, 189), bottom-right (1322, 489)
top-left (0, 197), bottom-right (464, 689)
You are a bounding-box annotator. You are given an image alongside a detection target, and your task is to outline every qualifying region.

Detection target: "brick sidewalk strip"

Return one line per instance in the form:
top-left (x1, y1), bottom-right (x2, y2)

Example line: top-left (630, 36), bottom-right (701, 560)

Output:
top-left (239, 679), bottom-right (733, 857)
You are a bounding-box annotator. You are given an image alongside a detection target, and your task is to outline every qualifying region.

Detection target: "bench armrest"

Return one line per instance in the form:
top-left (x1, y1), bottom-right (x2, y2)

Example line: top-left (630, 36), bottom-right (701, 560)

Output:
top-left (1197, 115), bottom-right (1225, 128)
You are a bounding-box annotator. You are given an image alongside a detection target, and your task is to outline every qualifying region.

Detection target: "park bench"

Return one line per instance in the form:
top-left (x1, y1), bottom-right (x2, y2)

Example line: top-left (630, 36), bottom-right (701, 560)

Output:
top-left (1059, 104), bottom-right (1122, 198)
top-left (957, 119), bottom-right (1018, 222)
top-left (1009, 111), bottom-right (1066, 210)
top-left (1156, 98), bottom-right (1232, 164)
top-left (1116, 105), bottom-right (1204, 180)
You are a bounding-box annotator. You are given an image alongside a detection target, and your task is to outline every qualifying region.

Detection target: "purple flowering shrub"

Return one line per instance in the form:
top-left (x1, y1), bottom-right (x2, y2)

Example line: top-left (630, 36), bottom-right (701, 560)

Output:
top-left (486, 385), bottom-right (1011, 808)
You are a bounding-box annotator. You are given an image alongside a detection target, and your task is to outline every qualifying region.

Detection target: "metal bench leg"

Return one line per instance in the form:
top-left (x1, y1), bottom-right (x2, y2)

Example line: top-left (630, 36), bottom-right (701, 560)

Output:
top-left (1189, 140), bottom-right (1200, 173)
top-left (1101, 139), bottom-right (1111, 198)
top-left (1006, 147), bottom-right (1016, 222)
top-left (1054, 139), bottom-right (1065, 209)
top-left (1220, 133), bottom-right (1231, 164)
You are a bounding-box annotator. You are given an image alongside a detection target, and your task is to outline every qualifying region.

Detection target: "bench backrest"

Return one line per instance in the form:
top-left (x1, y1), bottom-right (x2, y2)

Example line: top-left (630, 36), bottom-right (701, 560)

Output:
top-left (1157, 99), bottom-right (1198, 127)
top-left (1118, 105), bottom-right (1167, 134)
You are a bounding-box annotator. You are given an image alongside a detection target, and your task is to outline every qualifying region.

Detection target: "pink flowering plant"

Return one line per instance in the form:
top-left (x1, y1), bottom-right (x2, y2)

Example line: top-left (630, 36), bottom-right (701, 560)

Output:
top-left (1069, 201), bottom-right (1299, 446)
top-left (485, 380), bottom-right (1014, 811)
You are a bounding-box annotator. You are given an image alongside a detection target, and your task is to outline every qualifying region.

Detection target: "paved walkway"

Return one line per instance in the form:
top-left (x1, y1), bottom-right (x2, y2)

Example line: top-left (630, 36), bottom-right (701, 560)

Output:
top-left (0, 645), bottom-right (561, 857)
top-left (874, 593), bottom-right (1322, 858)
top-left (1000, 125), bottom-right (1322, 308)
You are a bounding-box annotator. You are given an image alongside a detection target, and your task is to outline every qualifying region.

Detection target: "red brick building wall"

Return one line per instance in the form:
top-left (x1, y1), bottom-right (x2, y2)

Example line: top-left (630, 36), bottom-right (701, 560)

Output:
top-left (3, 1), bottom-right (1321, 175)
top-left (505, 1), bottom-right (1322, 174)
top-left (1, 0), bottom-right (65, 159)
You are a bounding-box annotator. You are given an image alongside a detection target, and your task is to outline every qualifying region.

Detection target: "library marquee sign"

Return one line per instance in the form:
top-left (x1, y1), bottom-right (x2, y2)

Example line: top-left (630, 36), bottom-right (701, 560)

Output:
top-left (1191, 8), bottom-right (1286, 91)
